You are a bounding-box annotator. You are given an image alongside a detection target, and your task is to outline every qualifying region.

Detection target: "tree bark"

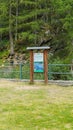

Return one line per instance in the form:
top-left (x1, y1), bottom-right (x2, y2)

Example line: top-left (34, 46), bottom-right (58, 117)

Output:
top-left (15, 0), bottom-right (18, 41)
top-left (9, 0), bottom-right (14, 55)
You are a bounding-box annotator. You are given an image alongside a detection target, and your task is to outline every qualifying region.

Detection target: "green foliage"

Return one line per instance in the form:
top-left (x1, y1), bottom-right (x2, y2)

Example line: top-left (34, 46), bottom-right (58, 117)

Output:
top-left (0, 0), bottom-right (73, 61)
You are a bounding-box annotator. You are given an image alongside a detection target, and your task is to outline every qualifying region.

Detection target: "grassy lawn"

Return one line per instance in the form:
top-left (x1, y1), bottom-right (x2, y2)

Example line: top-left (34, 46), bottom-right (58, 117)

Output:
top-left (0, 80), bottom-right (73, 130)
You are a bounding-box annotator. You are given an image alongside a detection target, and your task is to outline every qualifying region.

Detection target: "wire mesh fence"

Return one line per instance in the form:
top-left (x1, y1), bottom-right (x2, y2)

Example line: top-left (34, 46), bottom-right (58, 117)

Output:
top-left (0, 63), bottom-right (73, 80)
top-left (48, 64), bottom-right (73, 80)
top-left (0, 63), bottom-right (30, 80)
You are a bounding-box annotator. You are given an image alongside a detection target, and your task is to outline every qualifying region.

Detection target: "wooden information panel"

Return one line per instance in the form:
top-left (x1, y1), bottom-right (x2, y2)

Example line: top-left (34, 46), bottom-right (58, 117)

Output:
top-left (27, 47), bottom-right (50, 84)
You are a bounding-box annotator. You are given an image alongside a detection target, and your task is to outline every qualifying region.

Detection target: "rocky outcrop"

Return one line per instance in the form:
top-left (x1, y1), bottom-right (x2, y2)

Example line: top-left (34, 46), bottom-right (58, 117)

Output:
top-left (7, 53), bottom-right (27, 65)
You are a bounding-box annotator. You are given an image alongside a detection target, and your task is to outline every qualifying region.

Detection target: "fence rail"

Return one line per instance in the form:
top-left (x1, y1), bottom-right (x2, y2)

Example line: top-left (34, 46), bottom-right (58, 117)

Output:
top-left (0, 63), bottom-right (30, 80)
top-left (0, 63), bottom-right (73, 80)
top-left (48, 64), bottom-right (73, 80)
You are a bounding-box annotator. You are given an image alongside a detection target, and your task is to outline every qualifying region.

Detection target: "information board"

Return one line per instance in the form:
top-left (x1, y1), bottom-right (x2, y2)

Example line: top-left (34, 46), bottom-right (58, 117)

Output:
top-left (34, 53), bottom-right (44, 72)
top-left (34, 62), bottom-right (44, 72)
top-left (34, 53), bottom-right (43, 62)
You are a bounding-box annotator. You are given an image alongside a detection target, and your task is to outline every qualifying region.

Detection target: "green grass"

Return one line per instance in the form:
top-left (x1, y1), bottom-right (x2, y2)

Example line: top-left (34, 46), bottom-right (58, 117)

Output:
top-left (0, 80), bottom-right (73, 130)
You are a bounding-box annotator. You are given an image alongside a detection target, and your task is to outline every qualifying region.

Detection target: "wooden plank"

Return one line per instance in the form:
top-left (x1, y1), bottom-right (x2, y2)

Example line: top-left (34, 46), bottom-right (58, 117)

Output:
top-left (44, 50), bottom-right (48, 84)
top-left (30, 50), bottom-right (34, 83)
top-left (27, 46), bottom-right (50, 50)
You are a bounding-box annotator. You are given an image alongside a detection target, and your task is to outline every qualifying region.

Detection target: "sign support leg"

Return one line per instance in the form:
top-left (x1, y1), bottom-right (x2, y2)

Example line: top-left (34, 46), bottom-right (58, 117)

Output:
top-left (30, 50), bottom-right (34, 83)
top-left (44, 50), bottom-right (48, 84)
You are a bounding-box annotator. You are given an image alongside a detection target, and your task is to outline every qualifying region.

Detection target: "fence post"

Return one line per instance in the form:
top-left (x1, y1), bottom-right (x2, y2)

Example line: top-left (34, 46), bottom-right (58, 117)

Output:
top-left (49, 63), bottom-right (51, 80)
top-left (20, 63), bottom-right (22, 79)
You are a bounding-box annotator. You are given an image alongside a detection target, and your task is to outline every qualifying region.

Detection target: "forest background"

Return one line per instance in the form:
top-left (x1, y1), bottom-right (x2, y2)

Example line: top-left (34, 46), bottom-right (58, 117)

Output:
top-left (0, 0), bottom-right (73, 64)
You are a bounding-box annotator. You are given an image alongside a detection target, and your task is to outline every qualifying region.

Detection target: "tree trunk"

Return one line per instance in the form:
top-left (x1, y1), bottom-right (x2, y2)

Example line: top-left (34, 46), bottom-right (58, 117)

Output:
top-left (15, 0), bottom-right (18, 41)
top-left (9, 0), bottom-right (14, 56)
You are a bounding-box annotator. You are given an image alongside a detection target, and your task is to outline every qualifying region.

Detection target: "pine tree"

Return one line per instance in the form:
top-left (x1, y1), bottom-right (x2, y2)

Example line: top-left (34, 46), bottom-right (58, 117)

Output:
top-left (0, 0), bottom-right (72, 62)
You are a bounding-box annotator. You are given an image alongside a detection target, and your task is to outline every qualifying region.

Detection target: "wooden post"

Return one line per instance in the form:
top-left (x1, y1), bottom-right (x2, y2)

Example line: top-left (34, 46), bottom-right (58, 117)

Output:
top-left (44, 50), bottom-right (48, 84)
top-left (30, 50), bottom-right (34, 83)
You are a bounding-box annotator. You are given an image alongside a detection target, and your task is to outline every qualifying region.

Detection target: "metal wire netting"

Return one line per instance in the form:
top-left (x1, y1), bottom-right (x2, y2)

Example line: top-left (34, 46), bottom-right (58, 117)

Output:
top-left (48, 64), bottom-right (73, 80)
top-left (0, 63), bottom-right (73, 80)
top-left (0, 63), bottom-right (30, 79)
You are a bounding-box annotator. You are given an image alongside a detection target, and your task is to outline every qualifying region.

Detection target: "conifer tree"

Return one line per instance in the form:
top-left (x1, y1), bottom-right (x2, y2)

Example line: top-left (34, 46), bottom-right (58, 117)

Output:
top-left (0, 0), bottom-right (72, 62)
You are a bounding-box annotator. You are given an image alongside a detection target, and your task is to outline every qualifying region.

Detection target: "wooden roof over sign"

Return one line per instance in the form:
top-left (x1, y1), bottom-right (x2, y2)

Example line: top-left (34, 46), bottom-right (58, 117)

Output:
top-left (27, 46), bottom-right (50, 50)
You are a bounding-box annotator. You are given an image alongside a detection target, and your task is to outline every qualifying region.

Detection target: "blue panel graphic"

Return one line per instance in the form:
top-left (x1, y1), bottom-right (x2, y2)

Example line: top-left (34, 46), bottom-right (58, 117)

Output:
top-left (34, 62), bottom-right (44, 72)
